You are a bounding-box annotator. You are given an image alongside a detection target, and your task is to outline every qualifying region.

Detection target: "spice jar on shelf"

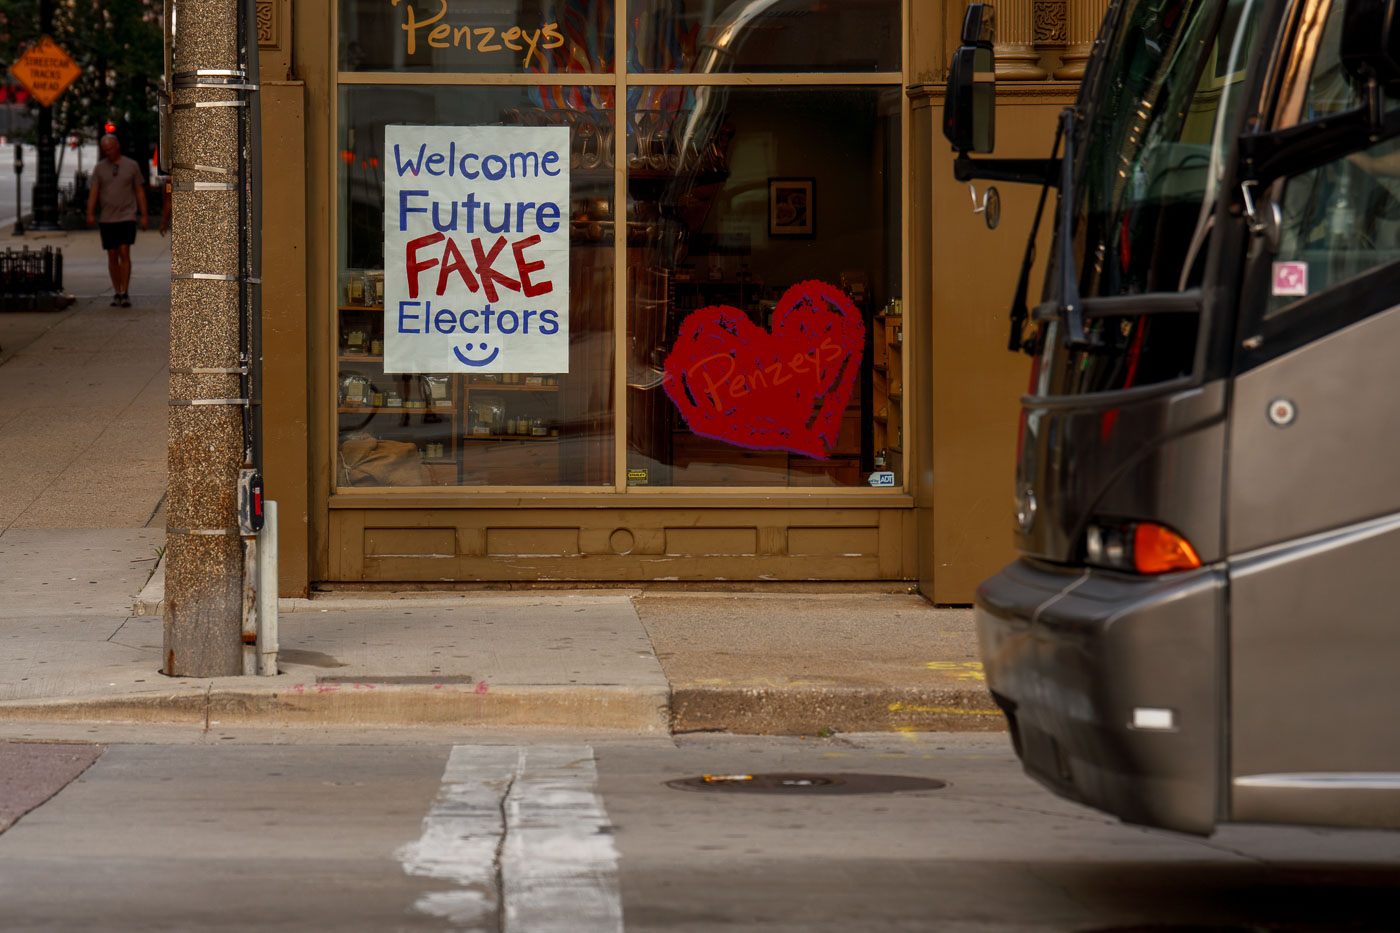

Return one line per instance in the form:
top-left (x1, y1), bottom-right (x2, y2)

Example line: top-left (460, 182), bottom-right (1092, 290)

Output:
top-left (341, 270), bottom-right (366, 306)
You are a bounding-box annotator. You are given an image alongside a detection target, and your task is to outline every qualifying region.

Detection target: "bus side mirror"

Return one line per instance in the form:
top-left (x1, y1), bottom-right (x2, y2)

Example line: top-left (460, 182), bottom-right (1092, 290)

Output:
top-left (943, 4), bottom-right (997, 154)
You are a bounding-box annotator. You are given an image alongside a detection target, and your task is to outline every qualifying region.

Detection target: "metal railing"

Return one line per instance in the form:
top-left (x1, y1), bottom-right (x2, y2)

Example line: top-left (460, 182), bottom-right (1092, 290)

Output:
top-left (0, 245), bottom-right (63, 296)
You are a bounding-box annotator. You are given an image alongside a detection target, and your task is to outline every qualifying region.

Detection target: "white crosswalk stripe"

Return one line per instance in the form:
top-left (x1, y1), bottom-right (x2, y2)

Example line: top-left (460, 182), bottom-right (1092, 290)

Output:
top-left (397, 745), bottom-right (623, 932)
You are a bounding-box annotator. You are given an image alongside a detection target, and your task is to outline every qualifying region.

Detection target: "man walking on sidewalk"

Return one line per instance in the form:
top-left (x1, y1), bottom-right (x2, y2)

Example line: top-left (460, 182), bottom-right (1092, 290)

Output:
top-left (86, 134), bottom-right (149, 307)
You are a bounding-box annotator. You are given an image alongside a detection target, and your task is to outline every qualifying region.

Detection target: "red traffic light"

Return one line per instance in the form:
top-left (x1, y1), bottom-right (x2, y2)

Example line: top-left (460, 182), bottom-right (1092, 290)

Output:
top-left (103, 122), bottom-right (115, 133)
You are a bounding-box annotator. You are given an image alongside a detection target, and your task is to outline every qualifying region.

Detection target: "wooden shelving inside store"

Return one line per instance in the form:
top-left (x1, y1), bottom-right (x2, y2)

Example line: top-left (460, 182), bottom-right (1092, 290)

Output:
top-left (871, 310), bottom-right (903, 476)
top-left (336, 302), bottom-right (568, 486)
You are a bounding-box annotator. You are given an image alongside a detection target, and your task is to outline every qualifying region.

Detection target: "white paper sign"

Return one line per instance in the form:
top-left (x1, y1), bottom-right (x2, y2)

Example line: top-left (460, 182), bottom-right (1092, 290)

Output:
top-left (384, 124), bottom-right (570, 373)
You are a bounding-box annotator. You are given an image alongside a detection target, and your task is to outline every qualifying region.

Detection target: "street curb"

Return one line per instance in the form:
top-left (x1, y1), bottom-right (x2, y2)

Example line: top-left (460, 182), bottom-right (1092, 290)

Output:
top-left (669, 684), bottom-right (1006, 735)
top-left (0, 684), bottom-right (1004, 735)
top-left (0, 684), bottom-right (672, 733)
top-left (131, 588), bottom-right (654, 617)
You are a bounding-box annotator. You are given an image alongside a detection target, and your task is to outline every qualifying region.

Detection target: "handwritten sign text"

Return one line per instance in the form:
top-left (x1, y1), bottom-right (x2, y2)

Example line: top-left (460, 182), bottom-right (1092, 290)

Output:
top-left (384, 125), bottom-right (570, 374)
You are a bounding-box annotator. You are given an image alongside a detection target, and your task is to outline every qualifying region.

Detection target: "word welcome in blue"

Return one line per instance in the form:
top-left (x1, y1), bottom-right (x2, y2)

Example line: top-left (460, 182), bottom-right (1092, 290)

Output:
top-left (392, 142), bottom-right (562, 180)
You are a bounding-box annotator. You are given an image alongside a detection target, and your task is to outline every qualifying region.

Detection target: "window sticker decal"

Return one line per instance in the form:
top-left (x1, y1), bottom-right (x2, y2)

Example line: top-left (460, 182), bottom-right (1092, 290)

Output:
top-left (1272, 261), bottom-right (1308, 297)
top-left (661, 280), bottom-right (865, 459)
top-left (384, 124), bottom-right (570, 374)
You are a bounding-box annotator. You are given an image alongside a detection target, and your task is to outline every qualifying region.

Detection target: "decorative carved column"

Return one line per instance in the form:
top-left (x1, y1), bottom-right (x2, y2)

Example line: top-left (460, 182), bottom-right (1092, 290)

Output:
top-left (255, 0), bottom-right (277, 46)
top-left (1054, 0), bottom-right (1111, 80)
top-left (1034, 0), bottom-right (1069, 75)
top-left (994, 0), bottom-right (1049, 79)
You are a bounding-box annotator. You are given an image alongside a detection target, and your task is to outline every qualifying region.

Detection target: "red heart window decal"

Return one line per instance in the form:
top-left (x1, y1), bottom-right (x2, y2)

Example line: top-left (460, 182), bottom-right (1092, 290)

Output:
top-left (662, 280), bottom-right (865, 460)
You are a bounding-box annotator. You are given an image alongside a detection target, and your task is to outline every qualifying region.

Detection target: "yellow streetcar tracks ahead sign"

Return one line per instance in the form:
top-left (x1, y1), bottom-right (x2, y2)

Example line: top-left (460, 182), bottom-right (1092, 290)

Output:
top-left (9, 37), bottom-right (81, 108)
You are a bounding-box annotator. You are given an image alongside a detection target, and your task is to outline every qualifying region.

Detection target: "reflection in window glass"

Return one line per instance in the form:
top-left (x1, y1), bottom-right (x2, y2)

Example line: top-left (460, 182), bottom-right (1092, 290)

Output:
top-left (1269, 0), bottom-right (1400, 318)
top-left (337, 86), bottom-right (614, 487)
top-left (340, 0), bottom-right (615, 74)
top-left (627, 0), bottom-right (899, 73)
top-left (625, 86), bottom-right (902, 487)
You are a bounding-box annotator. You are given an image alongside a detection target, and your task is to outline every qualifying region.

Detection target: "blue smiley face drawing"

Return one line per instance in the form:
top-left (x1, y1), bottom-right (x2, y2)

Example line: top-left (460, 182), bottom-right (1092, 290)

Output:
top-left (453, 342), bottom-right (500, 367)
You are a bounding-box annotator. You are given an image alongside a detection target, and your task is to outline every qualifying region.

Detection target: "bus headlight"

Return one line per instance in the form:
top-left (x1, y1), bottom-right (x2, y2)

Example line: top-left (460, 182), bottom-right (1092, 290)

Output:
top-left (1084, 521), bottom-right (1201, 574)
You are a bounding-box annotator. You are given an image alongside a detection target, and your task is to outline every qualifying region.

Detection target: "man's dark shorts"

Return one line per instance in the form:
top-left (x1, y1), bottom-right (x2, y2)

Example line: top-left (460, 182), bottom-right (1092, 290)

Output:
top-left (99, 221), bottom-right (137, 251)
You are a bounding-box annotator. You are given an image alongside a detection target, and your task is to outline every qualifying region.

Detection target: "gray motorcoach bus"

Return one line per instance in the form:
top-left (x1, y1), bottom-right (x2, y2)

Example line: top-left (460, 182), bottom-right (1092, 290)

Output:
top-left (947, 0), bottom-right (1400, 834)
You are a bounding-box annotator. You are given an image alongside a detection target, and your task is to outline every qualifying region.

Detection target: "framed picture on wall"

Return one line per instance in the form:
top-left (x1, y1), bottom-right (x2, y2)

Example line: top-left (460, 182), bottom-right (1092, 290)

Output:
top-left (768, 177), bottom-right (815, 237)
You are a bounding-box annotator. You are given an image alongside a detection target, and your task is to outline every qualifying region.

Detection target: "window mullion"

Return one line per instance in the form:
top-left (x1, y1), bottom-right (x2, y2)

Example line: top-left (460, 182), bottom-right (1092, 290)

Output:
top-left (613, 9), bottom-right (629, 493)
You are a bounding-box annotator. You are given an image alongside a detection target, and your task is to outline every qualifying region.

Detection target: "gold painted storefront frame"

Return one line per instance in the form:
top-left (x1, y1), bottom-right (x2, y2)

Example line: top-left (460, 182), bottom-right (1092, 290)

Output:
top-left (313, 2), bottom-right (917, 582)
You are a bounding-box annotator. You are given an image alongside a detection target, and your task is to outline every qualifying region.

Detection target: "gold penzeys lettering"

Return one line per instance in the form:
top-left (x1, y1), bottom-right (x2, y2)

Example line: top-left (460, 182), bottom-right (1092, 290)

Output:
top-left (388, 0), bottom-right (564, 66)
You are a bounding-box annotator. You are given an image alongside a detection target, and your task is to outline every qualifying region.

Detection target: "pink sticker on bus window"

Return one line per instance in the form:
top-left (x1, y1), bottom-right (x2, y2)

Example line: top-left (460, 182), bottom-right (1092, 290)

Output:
top-left (1272, 261), bottom-right (1308, 297)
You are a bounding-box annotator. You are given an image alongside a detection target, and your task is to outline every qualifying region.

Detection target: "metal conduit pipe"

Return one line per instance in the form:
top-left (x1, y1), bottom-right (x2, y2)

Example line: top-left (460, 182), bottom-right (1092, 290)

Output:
top-left (163, 0), bottom-right (267, 676)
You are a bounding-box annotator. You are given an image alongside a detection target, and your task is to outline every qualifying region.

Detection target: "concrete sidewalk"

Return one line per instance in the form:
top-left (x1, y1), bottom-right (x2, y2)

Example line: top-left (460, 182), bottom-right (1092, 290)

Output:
top-left (0, 228), bottom-right (1001, 737)
top-left (0, 578), bottom-right (997, 735)
top-left (0, 529), bottom-right (996, 734)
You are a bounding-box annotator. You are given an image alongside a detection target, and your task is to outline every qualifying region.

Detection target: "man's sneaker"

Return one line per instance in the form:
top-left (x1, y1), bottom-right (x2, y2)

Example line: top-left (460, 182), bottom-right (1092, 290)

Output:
top-left (119, 294), bottom-right (131, 307)
top-left (110, 294), bottom-right (121, 307)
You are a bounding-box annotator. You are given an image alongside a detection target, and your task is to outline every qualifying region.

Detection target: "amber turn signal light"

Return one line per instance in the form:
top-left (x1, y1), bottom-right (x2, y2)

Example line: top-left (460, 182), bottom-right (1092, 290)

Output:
top-left (1133, 522), bottom-right (1202, 574)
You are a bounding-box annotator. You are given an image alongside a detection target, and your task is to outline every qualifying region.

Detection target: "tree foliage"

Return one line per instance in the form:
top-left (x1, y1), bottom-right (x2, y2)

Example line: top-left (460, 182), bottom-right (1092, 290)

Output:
top-left (2, 0), bottom-right (162, 164)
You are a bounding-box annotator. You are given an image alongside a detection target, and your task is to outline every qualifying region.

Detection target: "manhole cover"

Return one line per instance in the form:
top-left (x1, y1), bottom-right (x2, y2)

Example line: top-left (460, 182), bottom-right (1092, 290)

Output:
top-left (666, 773), bottom-right (946, 794)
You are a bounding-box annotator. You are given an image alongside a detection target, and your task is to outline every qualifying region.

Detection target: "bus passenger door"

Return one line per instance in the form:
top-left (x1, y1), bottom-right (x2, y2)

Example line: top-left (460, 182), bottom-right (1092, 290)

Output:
top-left (1225, 146), bottom-right (1400, 829)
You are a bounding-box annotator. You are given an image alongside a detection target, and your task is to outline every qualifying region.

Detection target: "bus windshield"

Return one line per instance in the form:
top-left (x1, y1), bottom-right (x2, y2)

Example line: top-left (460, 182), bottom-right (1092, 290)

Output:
top-left (1041, 0), bottom-right (1258, 396)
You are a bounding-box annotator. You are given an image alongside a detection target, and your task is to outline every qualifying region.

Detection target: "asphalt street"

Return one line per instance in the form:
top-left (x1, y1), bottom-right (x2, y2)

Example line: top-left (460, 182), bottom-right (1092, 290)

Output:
top-left (0, 729), bottom-right (1396, 933)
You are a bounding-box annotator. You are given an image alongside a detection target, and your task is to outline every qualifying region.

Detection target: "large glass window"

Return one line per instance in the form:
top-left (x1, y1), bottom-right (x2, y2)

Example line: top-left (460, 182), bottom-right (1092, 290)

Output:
top-left (1044, 0), bottom-right (1258, 396)
top-left (337, 86), bottom-right (614, 486)
top-left (626, 0), bottom-right (900, 73)
top-left (335, 0), bottom-right (902, 491)
top-left (340, 0), bottom-right (614, 73)
top-left (625, 86), bottom-right (901, 486)
top-left (1268, 0), bottom-right (1400, 319)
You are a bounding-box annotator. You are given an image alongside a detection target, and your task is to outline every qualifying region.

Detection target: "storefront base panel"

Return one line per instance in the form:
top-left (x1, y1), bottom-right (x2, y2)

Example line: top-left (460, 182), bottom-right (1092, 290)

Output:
top-left (326, 505), bottom-right (917, 583)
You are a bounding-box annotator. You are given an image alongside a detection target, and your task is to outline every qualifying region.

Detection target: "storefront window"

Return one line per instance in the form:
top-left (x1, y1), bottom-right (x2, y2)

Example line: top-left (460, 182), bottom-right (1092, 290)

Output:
top-left (340, 0), bottom-right (616, 73)
top-left (337, 86), bottom-right (614, 487)
top-left (334, 2), bottom-right (902, 493)
top-left (625, 86), bottom-right (902, 487)
top-left (627, 0), bottom-right (900, 73)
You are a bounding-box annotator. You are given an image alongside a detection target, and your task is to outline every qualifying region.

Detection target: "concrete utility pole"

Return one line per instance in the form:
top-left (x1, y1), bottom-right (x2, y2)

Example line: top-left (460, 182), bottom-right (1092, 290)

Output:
top-left (164, 0), bottom-right (257, 676)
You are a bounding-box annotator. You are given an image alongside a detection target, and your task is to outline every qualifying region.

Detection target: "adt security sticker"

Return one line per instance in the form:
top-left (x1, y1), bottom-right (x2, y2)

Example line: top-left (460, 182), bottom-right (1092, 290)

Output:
top-left (868, 471), bottom-right (895, 487)
top-left (384, 124), bottom-right (569, 374)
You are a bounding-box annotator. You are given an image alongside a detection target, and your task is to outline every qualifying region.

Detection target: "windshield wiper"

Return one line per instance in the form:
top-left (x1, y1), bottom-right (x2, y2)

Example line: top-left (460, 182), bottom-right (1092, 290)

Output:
top-left (1053, 107), bottom-right (1098, 350)
top-left (1004, 108), bottom-right (1098, 354)
top-left (956, 107), bottom-right (1098, 355)
top-left (1002, 116), bottom-right (1065, 353)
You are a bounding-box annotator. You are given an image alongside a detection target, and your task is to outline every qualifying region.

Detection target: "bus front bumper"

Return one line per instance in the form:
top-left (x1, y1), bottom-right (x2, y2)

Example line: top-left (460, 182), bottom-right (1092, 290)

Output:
top-left (974, 559), bottom-right (1226, 834)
